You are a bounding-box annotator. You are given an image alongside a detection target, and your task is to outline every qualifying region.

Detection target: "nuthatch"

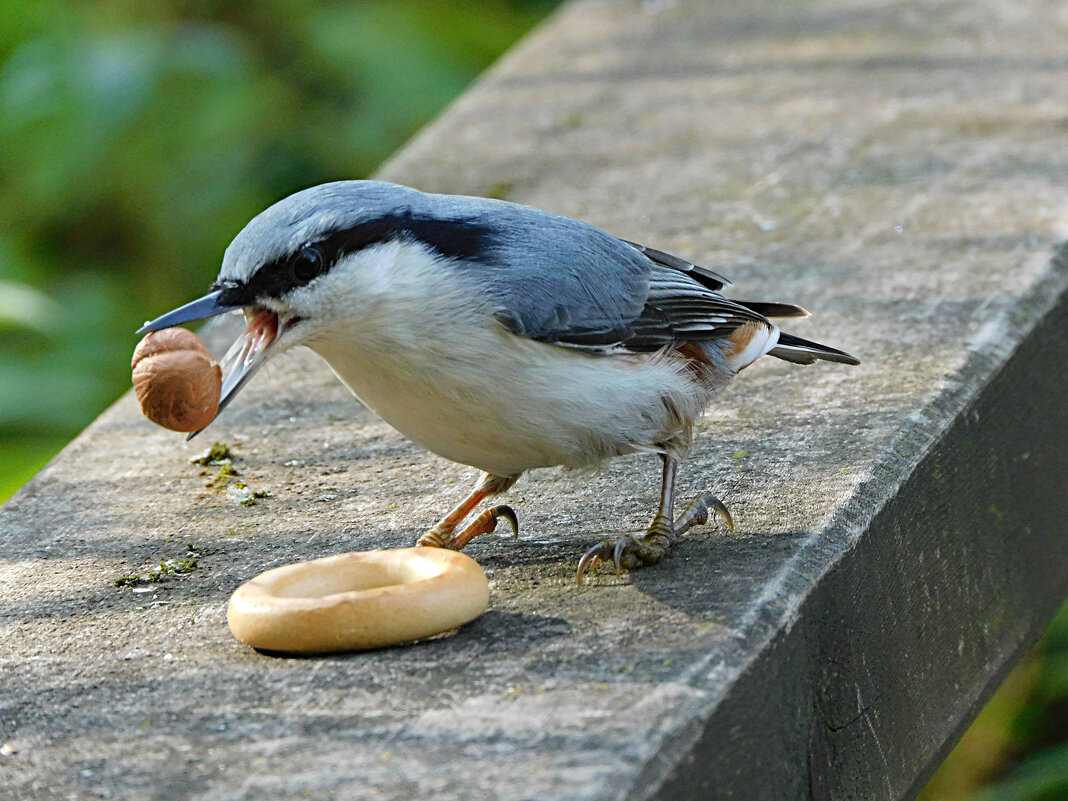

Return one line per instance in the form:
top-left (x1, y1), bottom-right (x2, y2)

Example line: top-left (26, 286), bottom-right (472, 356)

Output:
top-left (138, 181), bottom-right (859, 581)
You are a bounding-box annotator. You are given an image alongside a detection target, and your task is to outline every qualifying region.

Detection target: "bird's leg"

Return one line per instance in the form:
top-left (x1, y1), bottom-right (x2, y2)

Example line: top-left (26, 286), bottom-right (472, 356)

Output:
top-left (418, 472), bottom-right (518, 550)
top-left (576, 454), bottom-right (734, 583)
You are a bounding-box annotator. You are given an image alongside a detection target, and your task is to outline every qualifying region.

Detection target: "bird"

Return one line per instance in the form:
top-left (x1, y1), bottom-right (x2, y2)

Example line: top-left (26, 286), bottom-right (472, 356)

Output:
top-left (137, 180), bottom-right (859, 582)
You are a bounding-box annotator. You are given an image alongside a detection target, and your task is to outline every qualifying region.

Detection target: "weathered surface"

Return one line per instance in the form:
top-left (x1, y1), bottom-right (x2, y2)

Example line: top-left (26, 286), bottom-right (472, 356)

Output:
top-left (2, 0), bottom-right (1067, 799)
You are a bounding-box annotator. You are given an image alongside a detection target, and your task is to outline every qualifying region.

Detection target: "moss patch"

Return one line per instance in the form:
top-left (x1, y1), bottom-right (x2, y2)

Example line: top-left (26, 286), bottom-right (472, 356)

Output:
top-left (191, 441), bottom-right (233, 466)
top-left (114, 542), bottom-right (203, 588)
top-left (206, 463), bottom-right (239, 490)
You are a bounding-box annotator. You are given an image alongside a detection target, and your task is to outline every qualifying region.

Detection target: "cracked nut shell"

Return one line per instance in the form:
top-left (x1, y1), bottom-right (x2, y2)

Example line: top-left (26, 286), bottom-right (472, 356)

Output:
top-left (132, 328), bottom-right (221, 432)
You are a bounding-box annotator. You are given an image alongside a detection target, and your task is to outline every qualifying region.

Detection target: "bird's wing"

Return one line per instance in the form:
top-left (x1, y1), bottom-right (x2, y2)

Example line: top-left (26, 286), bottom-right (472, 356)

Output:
top-left (472, 208), bottom-right (650, 347)
top-left (620, 240), bottom-right (732, 293)
top-left (475, 208), bottom-right (772, 355)
top-left (615, 264), bottom-right (771, 353)
top-left (521, 261), bottom-right (774, 354)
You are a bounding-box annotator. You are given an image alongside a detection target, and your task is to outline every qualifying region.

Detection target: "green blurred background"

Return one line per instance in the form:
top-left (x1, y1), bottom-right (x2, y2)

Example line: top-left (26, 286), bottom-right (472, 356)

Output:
top-left (1, 2), bottom-right (1065, 798)
top-left (0, 0), bottom-right (556, 498)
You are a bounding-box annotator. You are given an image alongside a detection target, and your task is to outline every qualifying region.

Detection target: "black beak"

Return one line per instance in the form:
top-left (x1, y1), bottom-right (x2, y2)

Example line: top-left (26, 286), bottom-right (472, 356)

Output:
top-left (136, 289), bottom-right (242, 335)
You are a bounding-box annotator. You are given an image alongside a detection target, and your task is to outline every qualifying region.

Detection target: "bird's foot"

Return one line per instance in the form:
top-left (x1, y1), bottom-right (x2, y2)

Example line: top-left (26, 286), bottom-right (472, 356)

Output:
top-left (418, 505), bottom-right (519, 550)
top-left (576, 494), bottom-right (733, 583)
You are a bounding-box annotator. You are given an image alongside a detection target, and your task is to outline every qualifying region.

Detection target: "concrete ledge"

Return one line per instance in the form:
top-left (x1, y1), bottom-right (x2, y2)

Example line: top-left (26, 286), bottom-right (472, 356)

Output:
top-left (2, 0), bottom-right (1067, 799)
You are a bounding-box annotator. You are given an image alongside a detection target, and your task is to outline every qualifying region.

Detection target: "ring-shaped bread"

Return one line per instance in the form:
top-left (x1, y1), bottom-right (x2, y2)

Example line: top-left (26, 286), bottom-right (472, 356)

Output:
top-left (227, 547), bottom-right (489, 653)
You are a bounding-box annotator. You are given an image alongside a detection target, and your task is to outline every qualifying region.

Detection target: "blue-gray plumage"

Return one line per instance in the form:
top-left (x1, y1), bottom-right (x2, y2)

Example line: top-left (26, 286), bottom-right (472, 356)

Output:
top-left (137, 180), bottom-right (858, 580)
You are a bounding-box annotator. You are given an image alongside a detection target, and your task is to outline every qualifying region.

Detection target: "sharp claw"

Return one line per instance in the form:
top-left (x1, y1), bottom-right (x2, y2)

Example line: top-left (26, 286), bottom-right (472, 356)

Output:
top-left (576, 544), bottom-right (604, 584)
top-left (495, 505), bottom-right (519, 540)
top-left (613, 540), bottom-right (627, 574)
top-left (576, 491), bottom-right (732, 585)
top-left (706, 495), bottom-right (735, 530)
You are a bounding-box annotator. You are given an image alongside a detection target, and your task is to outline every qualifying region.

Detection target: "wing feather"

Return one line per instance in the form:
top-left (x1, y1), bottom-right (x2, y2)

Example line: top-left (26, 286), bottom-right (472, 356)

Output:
top-left (468, 204), bottom-right (764, 355)
top-left (538, 261), bottom-right (772, 353)
top-left (621, 240), bottom-right (732, 292)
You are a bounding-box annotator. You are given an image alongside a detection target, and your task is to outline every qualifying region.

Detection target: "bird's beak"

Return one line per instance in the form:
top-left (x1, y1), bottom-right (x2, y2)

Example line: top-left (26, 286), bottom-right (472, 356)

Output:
top-left (210, 307), bottom-right (281, 436)
top-left (136, 289), bottom-right (241, 335)
top-left (136, 291), bottom-right (283, 440)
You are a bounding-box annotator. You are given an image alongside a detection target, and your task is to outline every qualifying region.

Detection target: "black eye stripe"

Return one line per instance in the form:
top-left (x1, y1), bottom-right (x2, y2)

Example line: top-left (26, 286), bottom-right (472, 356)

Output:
top-left (214, 212), bottom-right (494, 306)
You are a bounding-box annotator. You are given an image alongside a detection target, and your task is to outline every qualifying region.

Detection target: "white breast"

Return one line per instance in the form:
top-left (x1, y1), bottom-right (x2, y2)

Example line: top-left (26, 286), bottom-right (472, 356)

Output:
top-left (303, 242), bottom-right (724, 476)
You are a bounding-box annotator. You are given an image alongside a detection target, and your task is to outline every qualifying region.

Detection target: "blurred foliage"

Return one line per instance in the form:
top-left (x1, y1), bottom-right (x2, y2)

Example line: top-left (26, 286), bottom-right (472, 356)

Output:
top-left (0, 0), bottom-right (556, 496)
top-left (921, 600), bottom-right (1068, 801)
top-left (3, 3), bottom-right (1068, 800)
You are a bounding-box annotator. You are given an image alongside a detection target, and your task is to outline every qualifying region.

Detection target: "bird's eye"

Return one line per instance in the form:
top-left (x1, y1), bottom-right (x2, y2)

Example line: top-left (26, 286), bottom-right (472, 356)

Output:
top-left (292, 245), bottom-right (324, 283)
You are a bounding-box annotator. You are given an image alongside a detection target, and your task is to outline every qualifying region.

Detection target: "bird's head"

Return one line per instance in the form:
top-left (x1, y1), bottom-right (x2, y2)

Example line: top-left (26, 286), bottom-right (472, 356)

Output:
top-left (136, 180), bottom-right (492, 436)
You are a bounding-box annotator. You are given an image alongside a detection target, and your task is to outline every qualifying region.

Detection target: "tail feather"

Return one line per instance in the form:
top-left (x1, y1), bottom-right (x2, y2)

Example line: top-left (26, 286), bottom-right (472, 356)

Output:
top-left (769, 331), bottom-right (860, 366)
top-left (732, 300), bottom-right (809, 319)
